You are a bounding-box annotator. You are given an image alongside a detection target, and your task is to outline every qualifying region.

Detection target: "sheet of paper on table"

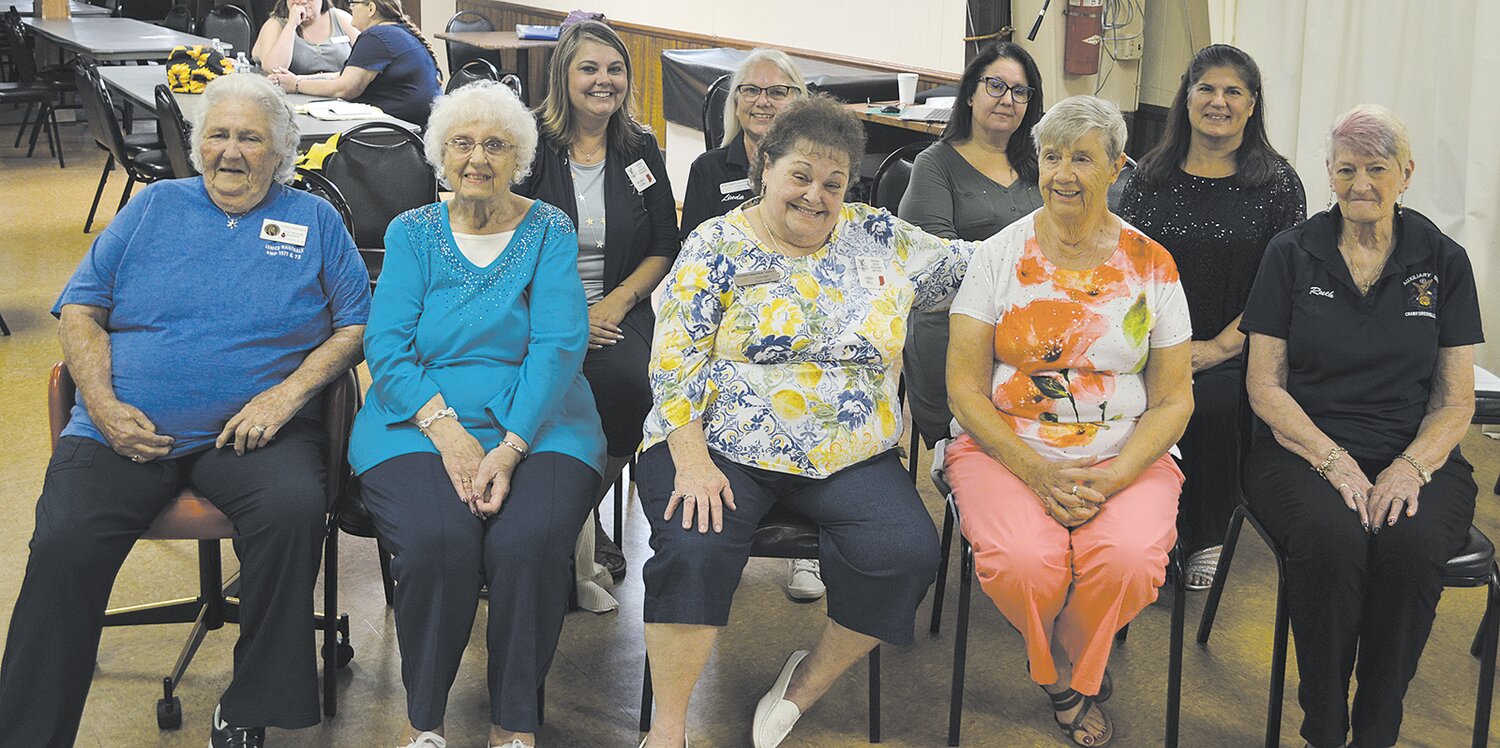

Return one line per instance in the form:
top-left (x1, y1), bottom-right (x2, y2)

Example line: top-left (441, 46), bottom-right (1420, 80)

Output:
top-left (302, 101), bottom-right (385, 120)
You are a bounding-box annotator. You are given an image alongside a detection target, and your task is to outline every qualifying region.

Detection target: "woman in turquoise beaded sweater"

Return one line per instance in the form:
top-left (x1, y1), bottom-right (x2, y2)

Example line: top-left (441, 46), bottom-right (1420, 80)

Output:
top-left (348, 81), bottom-right (605, 748)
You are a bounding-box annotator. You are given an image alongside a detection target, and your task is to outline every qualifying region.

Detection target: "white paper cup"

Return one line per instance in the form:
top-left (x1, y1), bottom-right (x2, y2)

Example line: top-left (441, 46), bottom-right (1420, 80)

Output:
top-left (897, 73), bottom-right (918, 107)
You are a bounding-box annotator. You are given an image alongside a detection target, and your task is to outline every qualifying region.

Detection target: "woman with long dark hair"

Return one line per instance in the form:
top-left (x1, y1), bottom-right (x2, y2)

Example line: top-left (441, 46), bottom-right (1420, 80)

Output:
top-left (1118, 44), bottom-right (1305, 588)
top-left (517, 20), bottom-right (679, 580)
top-left (898, 41), bottom-right (1044, 447)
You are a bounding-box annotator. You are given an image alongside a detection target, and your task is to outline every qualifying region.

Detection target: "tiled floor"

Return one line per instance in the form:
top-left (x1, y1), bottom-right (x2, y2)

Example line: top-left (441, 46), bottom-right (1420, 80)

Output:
top-left (2, 114), bottom-right (1499, 747)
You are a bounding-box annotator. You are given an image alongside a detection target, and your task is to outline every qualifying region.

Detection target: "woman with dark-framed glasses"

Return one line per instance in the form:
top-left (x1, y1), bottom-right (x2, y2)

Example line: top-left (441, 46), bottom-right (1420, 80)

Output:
top-left (350, 81), bottom-right (606, 748)
top-left (898, 41), bottom-right (1045, 449)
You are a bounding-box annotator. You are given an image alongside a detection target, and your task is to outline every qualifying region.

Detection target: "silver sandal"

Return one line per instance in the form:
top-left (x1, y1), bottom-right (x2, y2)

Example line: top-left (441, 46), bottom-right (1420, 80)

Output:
top-left (1184, 545), bottom-right (1223, 591)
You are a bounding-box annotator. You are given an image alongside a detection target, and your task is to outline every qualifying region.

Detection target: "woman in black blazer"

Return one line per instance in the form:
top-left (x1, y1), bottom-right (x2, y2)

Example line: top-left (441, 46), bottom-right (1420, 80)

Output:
top-left (517, 20), bottom-right (678, 578)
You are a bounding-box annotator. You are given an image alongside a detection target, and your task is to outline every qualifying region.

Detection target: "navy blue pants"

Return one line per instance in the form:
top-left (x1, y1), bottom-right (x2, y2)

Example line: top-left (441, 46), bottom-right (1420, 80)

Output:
top-left (0, 422), bottom-right (328, 746)
top-left (360, 451), bottom-right (599, 733)
top-left (637, 445), bottom-right (939, 646)
top-left (1246, 440), bottom-right (1476, 748)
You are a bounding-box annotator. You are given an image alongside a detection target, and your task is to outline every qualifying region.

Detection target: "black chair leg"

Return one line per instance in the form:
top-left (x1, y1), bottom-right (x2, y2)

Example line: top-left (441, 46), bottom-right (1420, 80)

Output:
top-left (322, 516), bottom-right (338, 717)
top-left (947, 538), bottom-right (972, 746)
top-left (1265, 566), bottom-right (1289, 748)
top-left (930, 497), bottom-right (954, 634)
top-left (0, 311), bottom-right (10, 336)
top-left (116, 175), bottom-right (137, 214)
top-left (12, 101), bottom-right (32, 147)
top-left (85, 157), bottom-right (113, 233)
top-left (907, 428), bottom-right (919, 485)
top-left (49, 105), bottom-right (63, 169)
top-left (377, 540), bottom-right (395, 606)
top-left (1472, 572), bottom-right (1499, 748)
top-left (1166, 548), bottom-right (1185, 748)
top-left (613, 469), bottom-right (625, 547)
top-left (639, 655), bottom-right (654, 733)
top-left (24, 102), bottom-right (48, 157)
top-left (868, 645), bottom-right (880, 743)
top-left (1197, 504), bottom-right (1246, 643)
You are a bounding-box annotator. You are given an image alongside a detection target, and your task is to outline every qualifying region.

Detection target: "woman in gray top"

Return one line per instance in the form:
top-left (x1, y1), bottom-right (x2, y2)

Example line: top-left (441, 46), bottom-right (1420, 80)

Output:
top-left (252, 0), bottom-right (358, 74)
top-left (897, 41), bottom-right (1044, 446)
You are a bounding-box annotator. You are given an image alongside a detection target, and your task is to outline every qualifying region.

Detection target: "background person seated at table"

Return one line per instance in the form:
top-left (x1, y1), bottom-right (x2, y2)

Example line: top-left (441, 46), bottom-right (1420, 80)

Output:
top-left (678, 48), bottom-right (803, 243)
top-left (1239, 104), bottom-right (1482, 748)
top-left (681, 47), bottom-right (825, 603)
top-left (266, 0), bottom-right (440, 127)
top-left (0, 73), bottom-right (370, 748)
top-left (898, 40), bottom-right (1045, 448)
top-left (252, 0), bottom-right (358, 75)
top-left (636, 95), bottom-right (976, 748)
top-left (1118, 44), bottom-right (1305, 591)
top-left (944, 95), bottom-right (1194, 748)
top-left (516, 20), bottom-right (679, 582)
top-left (350, 81), bottom-right (605, 748)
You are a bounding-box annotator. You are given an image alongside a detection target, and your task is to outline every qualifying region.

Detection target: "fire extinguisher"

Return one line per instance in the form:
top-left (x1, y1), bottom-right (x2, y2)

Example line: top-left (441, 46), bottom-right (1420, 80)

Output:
top-left (1063, 0), bottom-right (1104, 76)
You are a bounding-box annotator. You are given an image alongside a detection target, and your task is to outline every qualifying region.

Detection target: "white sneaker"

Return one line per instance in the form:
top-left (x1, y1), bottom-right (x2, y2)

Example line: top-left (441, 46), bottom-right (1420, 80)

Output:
top-left (785, 559), bottom-right (825, 601)
top-left (489, 741), bottom-right (530, 748)
top-left (752, 650), bottom-right (808, 748)
top-left (400, 731), bottom-right (446, 748)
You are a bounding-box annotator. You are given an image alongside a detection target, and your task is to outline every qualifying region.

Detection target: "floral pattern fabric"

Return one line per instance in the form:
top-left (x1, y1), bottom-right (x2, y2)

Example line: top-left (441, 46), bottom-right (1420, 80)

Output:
top-left (950, 211), bottom-right (1192, 462)
top-left (642, 200), bottom-right (976, 478)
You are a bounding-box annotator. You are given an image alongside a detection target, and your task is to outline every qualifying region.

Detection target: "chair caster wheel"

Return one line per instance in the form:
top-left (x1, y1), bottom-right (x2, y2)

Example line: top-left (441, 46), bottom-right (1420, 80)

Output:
top-left (325, 641), bottom-right (354, 668)
top-left (156, 695), bottom-right (182, 729)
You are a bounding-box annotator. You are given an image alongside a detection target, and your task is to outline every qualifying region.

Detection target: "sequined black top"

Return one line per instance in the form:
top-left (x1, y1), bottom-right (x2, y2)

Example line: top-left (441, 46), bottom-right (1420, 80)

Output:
top-left (1119, 160), bottom-right (1306, 340)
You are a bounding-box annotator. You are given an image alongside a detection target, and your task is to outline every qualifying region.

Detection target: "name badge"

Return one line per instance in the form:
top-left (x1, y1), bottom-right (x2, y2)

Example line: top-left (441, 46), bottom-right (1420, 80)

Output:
top-left (719, 178), bottom-right (752, 195)
top-left (625, 159), bottom-right (657, 192)
top-left (734, 268), bottom-right (781, 287)
top-left (855, 256), bottom-right (888, 289)
top-left (260, 218), bottom-right (309, 247)
top-left (328, 35), bottom-right (349, 44)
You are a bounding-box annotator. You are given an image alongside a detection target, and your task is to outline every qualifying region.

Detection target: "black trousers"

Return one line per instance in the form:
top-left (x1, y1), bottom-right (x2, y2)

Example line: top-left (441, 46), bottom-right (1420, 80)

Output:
top-left (0, 422), bottom-right (328, 747)
top-left (1245, 439), bottom-right (1475, 748)
top-left (582, 304), bottom-right (653, 458)
top-left (637, 445), bottom-right (940, 646)
top-left (1176, 358), bottom-right (1242, 553)
top-left (359, 451), bottom-right (598, 733)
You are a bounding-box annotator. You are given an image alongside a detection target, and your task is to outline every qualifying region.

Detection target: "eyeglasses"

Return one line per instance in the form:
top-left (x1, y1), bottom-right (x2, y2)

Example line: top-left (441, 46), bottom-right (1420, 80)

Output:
top-left (444, 137), bottom-right (514, 156)
top-left (981, 76), bottom-right (1035, 104)
top-left (736, 84), bottom-right (800, 102)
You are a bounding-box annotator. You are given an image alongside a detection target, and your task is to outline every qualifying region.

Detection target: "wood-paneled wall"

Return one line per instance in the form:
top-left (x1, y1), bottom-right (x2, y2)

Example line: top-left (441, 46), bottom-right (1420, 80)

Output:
top-left (451, 0), bottom-right (960, 142)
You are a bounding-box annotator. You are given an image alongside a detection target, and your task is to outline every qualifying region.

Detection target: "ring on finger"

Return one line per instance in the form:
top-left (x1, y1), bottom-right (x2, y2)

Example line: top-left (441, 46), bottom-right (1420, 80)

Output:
top-left (1069, 485), bottom-right (1079, 495)
top-left (1339, 482), bottom-right (1349, 490)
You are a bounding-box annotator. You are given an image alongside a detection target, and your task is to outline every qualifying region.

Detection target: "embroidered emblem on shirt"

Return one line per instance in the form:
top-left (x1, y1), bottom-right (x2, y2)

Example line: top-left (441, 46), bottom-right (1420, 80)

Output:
top-left (1403, 272), bottom-right (1437, 318)
top-left (1308, 286), bottom-right (1334, 298)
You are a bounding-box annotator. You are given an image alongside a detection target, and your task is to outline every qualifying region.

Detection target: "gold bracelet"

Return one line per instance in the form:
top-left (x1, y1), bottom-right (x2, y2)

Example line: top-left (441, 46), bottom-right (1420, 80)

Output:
top-left (1395, 452), bottom-right (1432, 484)
top-left (1312, 446), bottom-right (1347, 479)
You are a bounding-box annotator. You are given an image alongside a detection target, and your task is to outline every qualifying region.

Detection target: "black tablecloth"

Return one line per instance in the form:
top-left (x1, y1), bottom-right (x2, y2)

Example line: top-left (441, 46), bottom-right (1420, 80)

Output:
top-left (661, 47), bottom-right (900, 130)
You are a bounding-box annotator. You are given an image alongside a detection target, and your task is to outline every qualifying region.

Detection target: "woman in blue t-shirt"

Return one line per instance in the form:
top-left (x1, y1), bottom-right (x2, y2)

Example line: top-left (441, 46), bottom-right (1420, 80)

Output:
top-left (267, 0), bottom-right (440, 127)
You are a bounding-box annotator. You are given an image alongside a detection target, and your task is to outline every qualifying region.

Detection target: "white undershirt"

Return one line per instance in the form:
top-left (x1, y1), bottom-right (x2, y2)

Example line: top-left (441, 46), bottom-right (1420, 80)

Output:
top-left (451, 230), bottom-right (515, 268)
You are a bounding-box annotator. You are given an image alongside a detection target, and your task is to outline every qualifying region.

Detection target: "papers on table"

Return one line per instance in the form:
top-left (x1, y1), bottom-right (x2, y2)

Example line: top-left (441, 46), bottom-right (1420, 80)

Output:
top-left (302, 100), bottom-right (385, 120)
top-left (900, 97), bottom-right (956, 123)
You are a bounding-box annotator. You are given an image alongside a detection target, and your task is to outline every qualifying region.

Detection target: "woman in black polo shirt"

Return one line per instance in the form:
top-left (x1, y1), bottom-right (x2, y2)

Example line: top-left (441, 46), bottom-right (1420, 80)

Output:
top-left (1240, 104), bottom-right (1483, 748)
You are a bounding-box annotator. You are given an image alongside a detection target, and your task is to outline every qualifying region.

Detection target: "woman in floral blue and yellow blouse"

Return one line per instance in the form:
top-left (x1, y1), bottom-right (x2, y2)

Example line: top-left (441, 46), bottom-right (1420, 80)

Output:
top-left (635, 95), bottom-right (976, 748)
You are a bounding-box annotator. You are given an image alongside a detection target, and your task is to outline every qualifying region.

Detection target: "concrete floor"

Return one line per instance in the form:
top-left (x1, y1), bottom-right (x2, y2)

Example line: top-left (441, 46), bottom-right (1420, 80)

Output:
top-left (2, 114), bottom-right (1499, 748)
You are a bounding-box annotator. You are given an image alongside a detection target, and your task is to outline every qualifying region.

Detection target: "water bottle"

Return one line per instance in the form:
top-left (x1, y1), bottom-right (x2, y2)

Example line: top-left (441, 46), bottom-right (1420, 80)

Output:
top-left (210, 37), bottom-right (226, 57)
top-left (235, 51), bottom-right (250, 72)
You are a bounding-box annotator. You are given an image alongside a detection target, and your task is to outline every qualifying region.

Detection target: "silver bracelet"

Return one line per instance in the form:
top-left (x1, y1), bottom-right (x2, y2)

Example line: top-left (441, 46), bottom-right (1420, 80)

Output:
top-left (416, 406), bottom-right (456, 436)
top-left (501, 438), bottom-right (528, 458)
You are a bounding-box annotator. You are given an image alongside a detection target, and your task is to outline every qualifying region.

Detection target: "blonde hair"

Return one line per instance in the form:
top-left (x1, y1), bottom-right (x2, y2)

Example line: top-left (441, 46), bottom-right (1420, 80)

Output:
top-left (535, 20), bottom-right (647, 158)
top-left (721, 48), bottom-right (804, 147)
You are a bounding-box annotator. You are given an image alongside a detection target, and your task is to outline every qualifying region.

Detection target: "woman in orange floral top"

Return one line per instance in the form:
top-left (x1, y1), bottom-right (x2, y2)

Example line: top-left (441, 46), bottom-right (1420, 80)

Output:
top-left (945, 95), bottom-right (1194, 748)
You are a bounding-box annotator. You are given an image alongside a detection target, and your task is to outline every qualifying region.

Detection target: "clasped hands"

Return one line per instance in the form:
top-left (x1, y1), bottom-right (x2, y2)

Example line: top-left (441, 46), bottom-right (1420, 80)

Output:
top-left (1322, 449), bottom-right (1423, 533)
top-left (432, 425), bottom-right (522, 520)
top-left (1018, 456), bottom-right (1125, 528)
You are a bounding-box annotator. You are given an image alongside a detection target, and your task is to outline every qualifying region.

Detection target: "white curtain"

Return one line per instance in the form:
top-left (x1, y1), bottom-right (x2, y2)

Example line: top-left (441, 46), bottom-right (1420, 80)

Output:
top-left (1208, 0), bottom-right (1500, 370)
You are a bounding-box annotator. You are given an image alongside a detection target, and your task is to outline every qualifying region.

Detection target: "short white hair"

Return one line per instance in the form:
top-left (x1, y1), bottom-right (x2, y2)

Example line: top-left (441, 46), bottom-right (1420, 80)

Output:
top-left (1326, 103), bottom-right (1411, 165)
top-left (188, 74), bottom-right (300, 183)
top-left (423, 80), bottom-right (538, 187)
top-left (1032, 94), bottom-right (1128, 161)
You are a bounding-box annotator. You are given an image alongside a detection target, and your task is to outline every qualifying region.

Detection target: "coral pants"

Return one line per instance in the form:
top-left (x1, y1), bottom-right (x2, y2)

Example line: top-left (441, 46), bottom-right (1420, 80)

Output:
top-left (945, 436), bottom-right (1183, 695)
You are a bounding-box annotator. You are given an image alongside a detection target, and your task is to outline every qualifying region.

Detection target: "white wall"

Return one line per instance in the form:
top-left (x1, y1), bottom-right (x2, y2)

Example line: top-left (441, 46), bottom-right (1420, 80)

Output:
top-left (485, 0), bottom-right (967, 74)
